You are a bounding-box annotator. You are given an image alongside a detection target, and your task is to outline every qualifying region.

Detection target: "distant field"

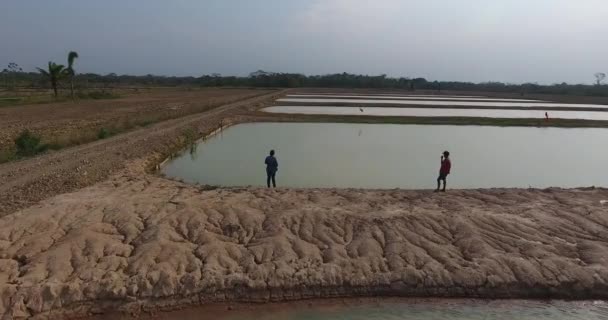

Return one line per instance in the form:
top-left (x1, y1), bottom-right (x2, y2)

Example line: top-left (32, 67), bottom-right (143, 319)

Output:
top-left (0, 87), bottom-right (273, 162)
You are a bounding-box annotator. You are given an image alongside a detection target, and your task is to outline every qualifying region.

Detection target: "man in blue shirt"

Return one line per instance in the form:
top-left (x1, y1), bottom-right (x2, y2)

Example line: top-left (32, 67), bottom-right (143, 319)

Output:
top-left (265, 149), bottom-right (278, 188)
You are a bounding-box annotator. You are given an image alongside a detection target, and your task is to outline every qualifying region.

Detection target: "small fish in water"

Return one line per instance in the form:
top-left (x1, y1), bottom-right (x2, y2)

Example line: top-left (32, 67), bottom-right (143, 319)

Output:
top-left (359, 107), bottom-right (364, 112)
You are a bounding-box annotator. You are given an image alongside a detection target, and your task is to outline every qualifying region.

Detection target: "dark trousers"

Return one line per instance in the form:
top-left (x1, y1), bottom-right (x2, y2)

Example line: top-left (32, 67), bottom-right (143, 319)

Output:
top-left (267, 170), bottom-right (276, 188)
top-left (437, 173), bottom-right (447, 190)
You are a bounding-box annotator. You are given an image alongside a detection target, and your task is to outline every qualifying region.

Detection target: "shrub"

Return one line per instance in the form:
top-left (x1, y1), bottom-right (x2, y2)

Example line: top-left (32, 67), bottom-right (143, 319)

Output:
top-left (0, 149), bottom-right (17, 163)
top-left (182, 128), bottom-right (197, 146)
top-left (97, 128), bottom-right (111, 139)
top-left (14, 130), bottom-right (45, 156)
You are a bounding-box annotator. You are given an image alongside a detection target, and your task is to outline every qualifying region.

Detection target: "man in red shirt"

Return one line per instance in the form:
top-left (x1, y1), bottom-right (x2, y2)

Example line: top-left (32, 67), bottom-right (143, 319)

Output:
top-left (435, 151), bottom-right (451, 192)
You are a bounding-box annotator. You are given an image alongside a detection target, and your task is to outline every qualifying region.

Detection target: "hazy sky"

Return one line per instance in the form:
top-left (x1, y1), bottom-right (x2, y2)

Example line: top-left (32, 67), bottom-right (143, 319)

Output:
top-left (2, 0), bottom-right (607, 84)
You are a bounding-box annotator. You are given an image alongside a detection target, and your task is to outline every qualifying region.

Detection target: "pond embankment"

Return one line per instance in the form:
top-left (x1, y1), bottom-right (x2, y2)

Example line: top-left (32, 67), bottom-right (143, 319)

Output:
top-left (2, 171), bottom-right (608, 318)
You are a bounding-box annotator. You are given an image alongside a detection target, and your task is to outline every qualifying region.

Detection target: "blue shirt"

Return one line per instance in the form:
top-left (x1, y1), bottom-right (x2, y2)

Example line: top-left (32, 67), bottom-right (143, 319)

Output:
top-left (265, 155), bottom-right (278, 172)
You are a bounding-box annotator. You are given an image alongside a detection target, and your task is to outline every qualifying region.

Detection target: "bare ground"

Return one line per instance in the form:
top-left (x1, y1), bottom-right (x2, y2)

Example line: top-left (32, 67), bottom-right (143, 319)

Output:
top-left (1, 168), bottom-right (608, 318)
top-left (1, 89), bottom-right (608, 319)
top-left (0, 88), bottom-right (273, 151)
top-left (0, 90), bottom-right (284, 216)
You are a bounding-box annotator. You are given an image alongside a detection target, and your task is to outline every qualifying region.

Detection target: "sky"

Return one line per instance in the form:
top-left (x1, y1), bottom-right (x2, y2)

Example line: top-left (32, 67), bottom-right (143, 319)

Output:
top-left (1, 0), bottom-right (607, 84)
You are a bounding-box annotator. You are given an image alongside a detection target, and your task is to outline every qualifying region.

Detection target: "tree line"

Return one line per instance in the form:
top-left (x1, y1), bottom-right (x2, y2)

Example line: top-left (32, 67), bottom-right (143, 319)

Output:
top-left (3, 63), bottom-right (608, 97)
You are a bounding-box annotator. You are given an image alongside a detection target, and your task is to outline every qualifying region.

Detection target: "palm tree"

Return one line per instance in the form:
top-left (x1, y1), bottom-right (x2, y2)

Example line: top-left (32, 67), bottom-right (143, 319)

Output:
top-left (37, 62), bottom-right (65, 98)
top-left (64, 51), bottom-right (79, 99)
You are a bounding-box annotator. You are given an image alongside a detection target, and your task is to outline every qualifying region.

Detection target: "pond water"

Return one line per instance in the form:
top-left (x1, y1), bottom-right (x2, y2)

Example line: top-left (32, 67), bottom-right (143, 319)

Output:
top-left (131, 299), bottom-right (608, 320)
top-left (161, 123), bottom-right (608, 189)
top-left (287, 94), bottom-right (543, 102)
top-left (292, 93), bottom-right (484, 98)
top-left (278, 98), bottom-right (608, 109)
top-left (263, 106), bottom-right (608, 121)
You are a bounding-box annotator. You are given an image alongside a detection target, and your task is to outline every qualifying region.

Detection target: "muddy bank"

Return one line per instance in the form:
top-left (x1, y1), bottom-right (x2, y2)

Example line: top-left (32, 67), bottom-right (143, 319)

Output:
top-left (1, 168), bottom-right (608, 318)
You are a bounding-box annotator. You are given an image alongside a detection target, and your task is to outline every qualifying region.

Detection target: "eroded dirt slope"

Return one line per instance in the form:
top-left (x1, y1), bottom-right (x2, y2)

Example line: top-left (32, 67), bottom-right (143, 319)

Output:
top-left (1, 169), bottom-right (607, 318)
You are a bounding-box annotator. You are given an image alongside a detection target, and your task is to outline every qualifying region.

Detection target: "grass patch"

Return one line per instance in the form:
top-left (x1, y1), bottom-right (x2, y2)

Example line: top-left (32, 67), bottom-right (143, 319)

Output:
top-left (0, 97), bottom-right (23, 107)
top-left (97, 127), bottom-right (114, 139)
top-left (14, 130), bottom-right (48, 157)
top-left (182, 128), bottom-right (197, 145)
top-left (77, 90), bottom-right (120, 100)
top-left (0, 149), bottom-right (17, 163)
top-left (46, 130), bottom-right (100, 151)
top-left (0, 91), bottom-right (120, 107)
top-left (0, 97), bottom-right (21, 102)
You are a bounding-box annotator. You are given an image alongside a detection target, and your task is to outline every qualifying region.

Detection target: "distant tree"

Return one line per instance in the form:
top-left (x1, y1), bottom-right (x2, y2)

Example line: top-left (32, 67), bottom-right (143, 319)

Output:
top-left (0, 69), bottom-right (7, 88)
top-left (2, 62), bottom-right (23, 89)
top-left (7, 62), bottom-right (22, 73)
top-left (595, 72), bottom-right (606, 85)
top-left (63, 51), bottom-right (79, 99)
top-left (37, 62), bottom-right (66, 97)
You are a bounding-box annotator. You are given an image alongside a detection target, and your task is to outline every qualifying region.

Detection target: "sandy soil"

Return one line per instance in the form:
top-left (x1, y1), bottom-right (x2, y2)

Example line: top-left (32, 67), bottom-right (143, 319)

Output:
top-left (1, 167), bottom-right (608, 318)
top-left (0, 88), bottom-right (272, 151)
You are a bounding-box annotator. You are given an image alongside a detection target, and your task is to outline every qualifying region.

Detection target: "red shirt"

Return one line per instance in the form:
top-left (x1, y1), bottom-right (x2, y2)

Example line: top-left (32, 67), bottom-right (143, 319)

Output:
top-left (440, 159), bottom-right (451, 175)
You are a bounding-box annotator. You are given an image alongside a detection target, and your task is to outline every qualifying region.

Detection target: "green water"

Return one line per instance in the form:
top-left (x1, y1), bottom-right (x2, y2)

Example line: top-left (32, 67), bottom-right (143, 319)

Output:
top-left (225, 301), bottom-right (607, 320)
top-left (162, 122), bottom-right (608, 189)
top-left (139, 300), bottom-right (608, 320)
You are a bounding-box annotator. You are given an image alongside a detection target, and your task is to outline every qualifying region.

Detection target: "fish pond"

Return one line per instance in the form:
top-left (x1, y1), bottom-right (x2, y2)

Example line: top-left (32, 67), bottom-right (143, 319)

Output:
top-left (129, 299), bottom-right (608, 320)
top-left (263, 106), bottom-right (608, 121)
top-left (161, 122), bottom-right (608, 189)
top-left (277, 98), bottom-right (608, 109)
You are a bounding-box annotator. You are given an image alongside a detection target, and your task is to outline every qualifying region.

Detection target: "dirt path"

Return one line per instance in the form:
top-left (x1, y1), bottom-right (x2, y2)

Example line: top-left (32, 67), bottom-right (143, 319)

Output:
top-left (1, 171), bottom-right (608, 318)
top-left (0, 90), bottom-right (285, 216)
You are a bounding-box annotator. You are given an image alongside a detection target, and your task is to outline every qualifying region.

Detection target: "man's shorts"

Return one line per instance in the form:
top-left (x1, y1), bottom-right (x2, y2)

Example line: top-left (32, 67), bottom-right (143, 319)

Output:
top-left (438, 173), bottom-right (448, 181)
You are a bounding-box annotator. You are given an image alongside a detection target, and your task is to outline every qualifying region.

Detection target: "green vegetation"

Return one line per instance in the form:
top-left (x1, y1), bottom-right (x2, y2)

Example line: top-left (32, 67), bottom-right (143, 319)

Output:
top-left (195, 71), bottom-right (608, 97)
top-left (34, 51), bottom-right (80, 99)
top-left (182, 128), bottom-right (197, 145)
top-left (0, 97), bottom-right (22, 107)
top-left (14, 130), bottom-right (47, 157)
top-left (0, 91), bottom-right (119, 108)
top-left (77, 90), bottom-right (118, 100)
top-left (65, 51), bottom-right (79, 99)
top-left (97, 128), bottom-right (112, 139)
top-left (0, 149), bottom-right (17, 163)
top-left (1, 63), bottom-right (23, 90)
top-left (36, 62), bottom-right (66, 97)
top-left (4, 66), bottom-right (608, 97)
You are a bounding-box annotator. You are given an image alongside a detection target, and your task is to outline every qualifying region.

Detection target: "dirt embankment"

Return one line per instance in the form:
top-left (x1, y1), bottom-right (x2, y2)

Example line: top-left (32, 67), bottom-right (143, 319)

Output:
top-left (290, 88), bottom-right (608, 105)
top-left (1, 169), bottom-right (608, 318)
top-left (0, 90), bottom-right (284, 216)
